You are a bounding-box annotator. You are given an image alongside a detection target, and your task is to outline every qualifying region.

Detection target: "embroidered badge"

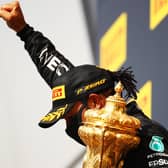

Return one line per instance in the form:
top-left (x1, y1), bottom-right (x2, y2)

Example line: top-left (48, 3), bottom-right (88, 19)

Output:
top-left (149, 136), bottom-right (165, 152)
top-left (52, 85), bottom-right (65, 101)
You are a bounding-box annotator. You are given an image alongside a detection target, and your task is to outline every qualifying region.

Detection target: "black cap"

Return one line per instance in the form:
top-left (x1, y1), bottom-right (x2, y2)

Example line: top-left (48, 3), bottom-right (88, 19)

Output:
top-left (39, 64), bottom-right (116, 128)
top-left (39, 64), bottom-right (138, 128)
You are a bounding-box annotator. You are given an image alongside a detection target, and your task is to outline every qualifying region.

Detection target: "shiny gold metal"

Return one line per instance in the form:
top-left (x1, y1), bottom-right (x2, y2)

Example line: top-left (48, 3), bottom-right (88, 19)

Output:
top-left (78, 81), bottom-right (141, 168)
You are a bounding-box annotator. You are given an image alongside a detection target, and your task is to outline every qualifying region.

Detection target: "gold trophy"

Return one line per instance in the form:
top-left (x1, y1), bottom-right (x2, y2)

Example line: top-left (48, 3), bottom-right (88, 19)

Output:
top-left (78, 81), bottom-right (141, 168)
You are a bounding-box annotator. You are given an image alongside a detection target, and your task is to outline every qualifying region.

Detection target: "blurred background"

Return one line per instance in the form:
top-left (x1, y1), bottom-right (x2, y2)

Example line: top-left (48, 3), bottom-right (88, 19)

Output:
top-left (0, 0), bottom-right (168, 167)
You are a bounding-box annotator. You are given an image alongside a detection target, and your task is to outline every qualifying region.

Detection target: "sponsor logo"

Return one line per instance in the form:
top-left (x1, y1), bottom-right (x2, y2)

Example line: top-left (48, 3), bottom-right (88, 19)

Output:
top-left (39, 48), bottom-right (52, 66)
top-left (100, 12), bottom-right (127, 71)
top-left (52, 85), bottom-right (66, 101)
top-left (41, 104), bottom-right (68, 122)
top-left (150, 0), bottom-right (168, 30)
top-left (149, 136), bottom-right (165, 152)
top-left (39, 48), bottom-right (68, 72)
top-left (47, 56), bottom-right (61, 71)
top-left (148, 158), bottom-right (168, 167)
top-left (76, 78), bottom-right (107, 95)
top-left (137, 80), bottom-right (152, 118)
top-left (147, 152), bottom-right (168, 159)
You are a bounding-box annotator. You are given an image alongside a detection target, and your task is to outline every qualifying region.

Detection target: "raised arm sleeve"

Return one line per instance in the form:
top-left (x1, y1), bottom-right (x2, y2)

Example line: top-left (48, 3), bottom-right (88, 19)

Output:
top-left (17, 24), bottom-right (75, 88)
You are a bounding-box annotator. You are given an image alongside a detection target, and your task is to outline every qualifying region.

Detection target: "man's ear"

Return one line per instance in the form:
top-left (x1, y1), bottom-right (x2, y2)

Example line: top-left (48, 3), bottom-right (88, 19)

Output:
top-left (87, 93), bottom-right (106, 109)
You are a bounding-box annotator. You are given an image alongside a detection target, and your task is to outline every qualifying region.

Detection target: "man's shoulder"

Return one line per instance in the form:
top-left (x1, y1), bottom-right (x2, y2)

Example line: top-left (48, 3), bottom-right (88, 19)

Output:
top-left (126, 101), bottom-right (168, 138)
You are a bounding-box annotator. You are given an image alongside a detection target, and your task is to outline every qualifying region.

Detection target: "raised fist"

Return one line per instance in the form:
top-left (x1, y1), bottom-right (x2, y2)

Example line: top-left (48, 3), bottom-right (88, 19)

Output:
top-left (0, 1), bottom-right (26, 32)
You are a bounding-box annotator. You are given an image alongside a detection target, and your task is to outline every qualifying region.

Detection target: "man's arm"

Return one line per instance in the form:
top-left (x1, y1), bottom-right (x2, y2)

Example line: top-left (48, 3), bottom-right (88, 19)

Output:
top-left (0, 1), bottom-right (74, 87)
top-left (16, 24), bottom-right (74, 87)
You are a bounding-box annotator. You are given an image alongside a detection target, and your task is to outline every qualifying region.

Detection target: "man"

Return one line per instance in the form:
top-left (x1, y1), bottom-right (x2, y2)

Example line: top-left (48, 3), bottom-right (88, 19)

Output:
top-left (1, 1), bottom-right (168, 167)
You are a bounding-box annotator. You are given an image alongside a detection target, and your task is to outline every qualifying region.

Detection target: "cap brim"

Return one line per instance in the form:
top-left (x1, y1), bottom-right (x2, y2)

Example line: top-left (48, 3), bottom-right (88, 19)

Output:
top-left (38, 102), bottom-right (74, 128)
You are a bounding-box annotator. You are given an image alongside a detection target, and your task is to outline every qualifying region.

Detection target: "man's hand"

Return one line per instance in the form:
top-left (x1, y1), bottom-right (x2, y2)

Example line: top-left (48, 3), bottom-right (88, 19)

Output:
top-left (0, 0), bottom-right (26, 32)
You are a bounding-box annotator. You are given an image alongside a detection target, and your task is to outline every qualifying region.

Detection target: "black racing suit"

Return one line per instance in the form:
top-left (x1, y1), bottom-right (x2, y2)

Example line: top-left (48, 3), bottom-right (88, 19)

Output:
top-left (17, 25), bottom-right (168, 168)
top-left (124, 101), bottom-right (168, 168)
top-left (17, 24), bottom-right (74, 88)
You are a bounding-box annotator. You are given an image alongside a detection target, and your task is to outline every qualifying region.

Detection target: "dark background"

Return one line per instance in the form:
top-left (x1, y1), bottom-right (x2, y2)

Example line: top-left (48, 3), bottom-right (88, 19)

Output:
top-left (82, 0), bottom-right (168, 128)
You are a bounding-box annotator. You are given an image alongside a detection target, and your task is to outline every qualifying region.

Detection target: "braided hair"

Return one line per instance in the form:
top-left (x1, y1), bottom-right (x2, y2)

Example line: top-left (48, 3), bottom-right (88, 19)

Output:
top-left (111, 67), bottom-right (138, 100)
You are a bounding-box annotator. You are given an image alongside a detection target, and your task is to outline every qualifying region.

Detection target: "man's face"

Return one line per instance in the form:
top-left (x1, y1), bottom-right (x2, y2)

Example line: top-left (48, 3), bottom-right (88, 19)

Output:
top-left (64, 88), bottom-right (114, 124)
top-left (64, 88), bottom-right (115, 144)
top-left (64, 101), bottom-right (85, 124)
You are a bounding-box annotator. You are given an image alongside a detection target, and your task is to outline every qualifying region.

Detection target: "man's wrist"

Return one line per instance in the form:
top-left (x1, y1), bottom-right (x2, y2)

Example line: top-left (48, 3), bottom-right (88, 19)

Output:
top-left (16, 24), bottom-right (34, 41)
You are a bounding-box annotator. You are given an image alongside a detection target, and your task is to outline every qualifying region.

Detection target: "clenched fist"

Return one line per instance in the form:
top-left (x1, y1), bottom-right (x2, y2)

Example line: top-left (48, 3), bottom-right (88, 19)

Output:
top-left (0, 1), bottom-right (26, 32)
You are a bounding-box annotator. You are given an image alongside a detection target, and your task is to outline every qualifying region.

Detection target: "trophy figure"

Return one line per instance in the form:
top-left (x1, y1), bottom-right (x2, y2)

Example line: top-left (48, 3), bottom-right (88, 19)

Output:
top-left (78, 82), bottom-right (141, 168)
